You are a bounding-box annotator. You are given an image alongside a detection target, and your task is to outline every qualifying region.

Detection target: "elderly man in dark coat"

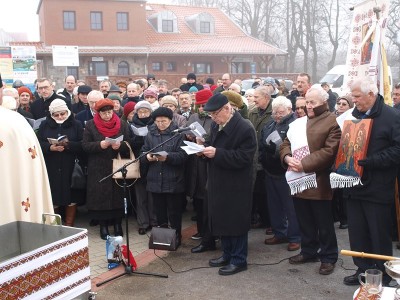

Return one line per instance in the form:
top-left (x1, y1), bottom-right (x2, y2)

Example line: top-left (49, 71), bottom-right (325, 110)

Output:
top-left (342, 78), bottom-right (400, 286)
top-left (201, 93), bottom-right (257, 276)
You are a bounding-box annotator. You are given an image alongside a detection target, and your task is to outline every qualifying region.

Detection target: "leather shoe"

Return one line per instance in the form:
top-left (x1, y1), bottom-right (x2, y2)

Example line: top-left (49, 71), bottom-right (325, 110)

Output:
top-left (343, 272), bottom-right (361, 286)
top-left (138, 228), bottom-right (146, 235)
top-left (265, 236), bottom-right (288, 245)
top-left (209, 256), bottom-right (229, 267)
top-left (289, 254), bottom-right (319, 264)
top-left (287, 242), bottom-right (301, 251)
top-left (218, 263), bottom-right (247, 276)
top-left (319, 262), bottom-right (335, 275)
top-left (265, 227), bottom-right (273, 235)
top-left (191, 244), bottom-right (216, 253)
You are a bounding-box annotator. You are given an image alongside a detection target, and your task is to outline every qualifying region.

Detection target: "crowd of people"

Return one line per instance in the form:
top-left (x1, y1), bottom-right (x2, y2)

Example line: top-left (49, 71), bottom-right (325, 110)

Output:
top-left (2, 71), bottom-right (400, 282)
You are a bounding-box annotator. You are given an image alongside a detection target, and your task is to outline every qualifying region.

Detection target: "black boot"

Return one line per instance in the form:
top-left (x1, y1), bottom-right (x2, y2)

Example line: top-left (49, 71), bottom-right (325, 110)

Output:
top-left (99, 221), bottom-right (109, 240)
top-left (114, 219), bottom-right (123, 237)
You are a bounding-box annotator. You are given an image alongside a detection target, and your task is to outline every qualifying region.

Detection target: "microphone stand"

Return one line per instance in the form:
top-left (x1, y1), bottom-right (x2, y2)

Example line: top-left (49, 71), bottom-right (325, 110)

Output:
top-left (96, 132), bottom-right (185, 287)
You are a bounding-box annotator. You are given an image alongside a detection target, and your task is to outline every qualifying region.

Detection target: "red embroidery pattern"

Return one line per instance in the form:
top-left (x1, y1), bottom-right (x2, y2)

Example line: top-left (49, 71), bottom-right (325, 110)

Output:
top-left (0, 233), bottom-right (88, 274)
top-left (0, 248), bottom-right (89, 300)
top-left (0, 140), bottom-right (3, 148)
top-left (28, 146), bottom-right (37, 159)
top-left (21, 198), bottom-right (30, 212)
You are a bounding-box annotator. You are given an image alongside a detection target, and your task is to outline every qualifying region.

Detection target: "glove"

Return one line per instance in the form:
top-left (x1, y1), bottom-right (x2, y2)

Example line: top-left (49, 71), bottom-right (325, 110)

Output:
top-left (265, 141), bottom-right (277, 154)
top-left (357, 158), bottom-right (373, 169)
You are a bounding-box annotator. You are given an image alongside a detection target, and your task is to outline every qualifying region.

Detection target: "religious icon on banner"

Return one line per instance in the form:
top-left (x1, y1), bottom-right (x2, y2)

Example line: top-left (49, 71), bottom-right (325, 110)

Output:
top-left (334, 119), bottom-right (373, 178)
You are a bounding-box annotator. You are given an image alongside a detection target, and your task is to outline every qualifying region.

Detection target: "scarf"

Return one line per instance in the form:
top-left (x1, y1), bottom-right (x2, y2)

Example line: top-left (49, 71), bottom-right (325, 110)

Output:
top-left (93, 112), bottom-right (121, 137)
top-left (285, 116), bottom-right (317, 195)
top-left (330, 108), bottom-right (363, 188)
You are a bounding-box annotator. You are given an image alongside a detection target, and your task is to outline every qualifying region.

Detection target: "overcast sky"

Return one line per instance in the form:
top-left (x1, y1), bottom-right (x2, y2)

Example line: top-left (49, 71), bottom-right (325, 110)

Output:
top-left (0, 0), bottom-right (171, 41)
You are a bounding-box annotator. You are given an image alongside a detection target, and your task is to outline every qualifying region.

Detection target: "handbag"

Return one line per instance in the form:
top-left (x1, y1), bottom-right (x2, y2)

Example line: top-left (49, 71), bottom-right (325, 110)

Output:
top-left (112, 141), bottom-right (141, 179)
top-left (71, 158), bottom-right (87, 190)
top-left (149, 226), bottom-right (178, 251)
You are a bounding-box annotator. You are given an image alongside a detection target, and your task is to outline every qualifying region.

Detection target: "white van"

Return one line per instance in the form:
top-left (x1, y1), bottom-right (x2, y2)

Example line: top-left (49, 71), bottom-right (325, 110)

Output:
top-left (320, 64), bottom-right (393, 97)
top-left (319, 65), bottom-right (347, 96)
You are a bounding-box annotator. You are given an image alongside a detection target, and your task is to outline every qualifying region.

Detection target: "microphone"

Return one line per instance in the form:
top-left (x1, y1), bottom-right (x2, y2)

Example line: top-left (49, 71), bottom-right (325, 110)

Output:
top-left (172, 124), bottom-right (196, 133)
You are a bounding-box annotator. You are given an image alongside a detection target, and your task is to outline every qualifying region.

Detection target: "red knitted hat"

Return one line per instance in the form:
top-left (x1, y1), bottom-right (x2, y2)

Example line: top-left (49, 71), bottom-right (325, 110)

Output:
top-left (195, 89), bottom-right (213, 105)
top-left (18, 86), bottom-right (33, 100)
top-left (123, 101), bottom-right (136, 117)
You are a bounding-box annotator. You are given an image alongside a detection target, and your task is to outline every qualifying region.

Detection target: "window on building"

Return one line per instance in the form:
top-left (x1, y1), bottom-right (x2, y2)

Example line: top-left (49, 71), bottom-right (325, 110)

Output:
top-left (118, 61), bottom-right (130, 75)
top-left (166, 62), bottom-right (176, 72)
top-left (63, 11), bottom-right (76, 30)
top-left (117, 12), bottom-right (129, 31)
top-left (194, 63), bottom-right (211, 74)
top-left (162, 20), bottom-right (173, 32)
top-left (152, 62), bottom-right (162, 71)
top-left (89, 61), bottom-right (108, 76)
top-left (91, 12), bottom-right (103, 30)
top-left (231, 62), bottom-right (245, 74)
top-left (200, 21), bottom-right (210, 33)
top-left (67, 67), bottom-right (79, 79)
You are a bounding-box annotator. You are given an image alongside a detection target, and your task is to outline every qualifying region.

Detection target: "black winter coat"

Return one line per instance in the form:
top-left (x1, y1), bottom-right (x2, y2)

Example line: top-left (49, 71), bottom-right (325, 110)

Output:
top-left (37, 114), bottom-right (84, 206)
top-left (82, 119), bottom-right (131, 211)
top-left (185, 113), bottom-right (213, 199)
top-left (207, 112), bottom-right (257, 236)
top-left (30, 92), bottom-right (71, 120)
top-left (179, 82), bottom-right (204, 92)
top-left (344, 95), bottom-right (400, 204)
top-left (141, 122), bottom-right (187, 194)
top-left (260, 113), bottom-right (296, 177)
top-left (72, 101), bottom-right (88, 115)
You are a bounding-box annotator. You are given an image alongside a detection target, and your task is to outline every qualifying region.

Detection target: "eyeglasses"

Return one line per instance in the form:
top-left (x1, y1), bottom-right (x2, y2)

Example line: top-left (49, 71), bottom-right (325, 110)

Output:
top-left (295, 106), bottom-right (305, 111)
top-left (209, 107), bottom-right (224, 118)
top-left (38, 86), bottom-right (50, 90)
top-left (337, 102), bottom-right (349, 106)
top-left (52, 111), bottom-right (67, 118)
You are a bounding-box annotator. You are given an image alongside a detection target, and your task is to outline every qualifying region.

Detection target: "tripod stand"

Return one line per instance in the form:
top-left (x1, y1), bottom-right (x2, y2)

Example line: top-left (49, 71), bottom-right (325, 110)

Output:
top-left (96, 133), bottom-right (184, 287)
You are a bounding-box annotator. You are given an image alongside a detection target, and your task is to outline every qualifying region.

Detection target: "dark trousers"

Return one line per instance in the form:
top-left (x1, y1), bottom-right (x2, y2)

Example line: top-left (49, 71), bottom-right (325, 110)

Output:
top-left (221, 233), bottom-right (248, 266)
top-left (152, 193), bottom-right (183, 236)
top-left (332, 189), bottom-right (347, 225)
top-left (347, 198), bottom-right (393, 274)
top-left (199, 194), bottom-right (215, 247)
top-left (194, 197), bottom-right (204, 235)
top-left (135, 179), bottom-right (156, 228)
top-left (252, 170), bottom-right (270, 226)
top-left (293, 198), bottom-right (338, 263)
top-left (265, 174), bottom-right (301, 243)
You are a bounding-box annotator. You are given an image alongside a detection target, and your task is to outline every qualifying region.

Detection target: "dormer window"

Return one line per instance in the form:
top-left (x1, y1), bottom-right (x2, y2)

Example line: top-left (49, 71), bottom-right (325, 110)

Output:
top-left (185, 12), bottom-right (214, 34)
top-left (148, 11), bottom-right (178, 33)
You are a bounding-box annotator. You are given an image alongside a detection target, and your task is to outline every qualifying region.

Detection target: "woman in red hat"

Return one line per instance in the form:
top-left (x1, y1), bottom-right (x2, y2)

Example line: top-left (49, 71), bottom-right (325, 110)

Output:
top-left (82, 98), bottom-right (132, 239)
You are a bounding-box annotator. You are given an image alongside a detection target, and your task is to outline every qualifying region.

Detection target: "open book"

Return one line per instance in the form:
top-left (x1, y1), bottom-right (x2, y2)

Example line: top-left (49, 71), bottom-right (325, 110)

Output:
top-left (47, 135), bottom-right (69, 145)
top-left (105, 135), bottom-right (124, 144)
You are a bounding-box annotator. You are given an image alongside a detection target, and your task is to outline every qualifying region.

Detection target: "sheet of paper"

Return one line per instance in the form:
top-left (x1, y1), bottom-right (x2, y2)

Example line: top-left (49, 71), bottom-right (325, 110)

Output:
top-left (187, 121), bottom-right (207, 138)
top-left (265, 130), bottom-right (282, 145)
top-left (151, 151), bottom-right (168, 156)
top-left (131, 125), bottom-right (148, 136)
top-left (105, 135), bottom-right (124, 144)
top-left (181, 140), bottom-right (205, 154)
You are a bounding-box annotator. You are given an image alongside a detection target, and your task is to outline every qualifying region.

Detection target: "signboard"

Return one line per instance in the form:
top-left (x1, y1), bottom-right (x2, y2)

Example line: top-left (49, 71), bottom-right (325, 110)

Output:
top-left (52, 45), bottom-right (79, 67)
top-left (344, 0), bottom-right (391, 104)
top-left (11, 46), bottom-right (37, 91)
top-left (0, 47), bottom-right (13, 86)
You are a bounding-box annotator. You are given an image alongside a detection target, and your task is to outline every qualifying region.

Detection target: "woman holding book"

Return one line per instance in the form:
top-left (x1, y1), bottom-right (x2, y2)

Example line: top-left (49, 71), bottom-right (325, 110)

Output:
top-left (37, 99), bottom-right (84, 227)
top-left (140, 107), bottom-right (187, 247)
top-left (82, 98), bottom-right (131, 239)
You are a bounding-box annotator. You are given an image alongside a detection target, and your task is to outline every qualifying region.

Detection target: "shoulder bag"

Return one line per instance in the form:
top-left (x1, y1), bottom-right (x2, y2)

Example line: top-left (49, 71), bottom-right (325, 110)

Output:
top-left (71, 158), bottom-right (87, 190)
top-left (112, 141), bottom-right (140, 179)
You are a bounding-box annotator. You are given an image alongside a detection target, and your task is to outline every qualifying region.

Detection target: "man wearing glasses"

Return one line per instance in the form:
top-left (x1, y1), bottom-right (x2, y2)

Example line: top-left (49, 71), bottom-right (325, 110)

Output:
top-left (30, 78), bottom-right (71, 120)
top-left (201, 93), bottom-right (257, 276)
